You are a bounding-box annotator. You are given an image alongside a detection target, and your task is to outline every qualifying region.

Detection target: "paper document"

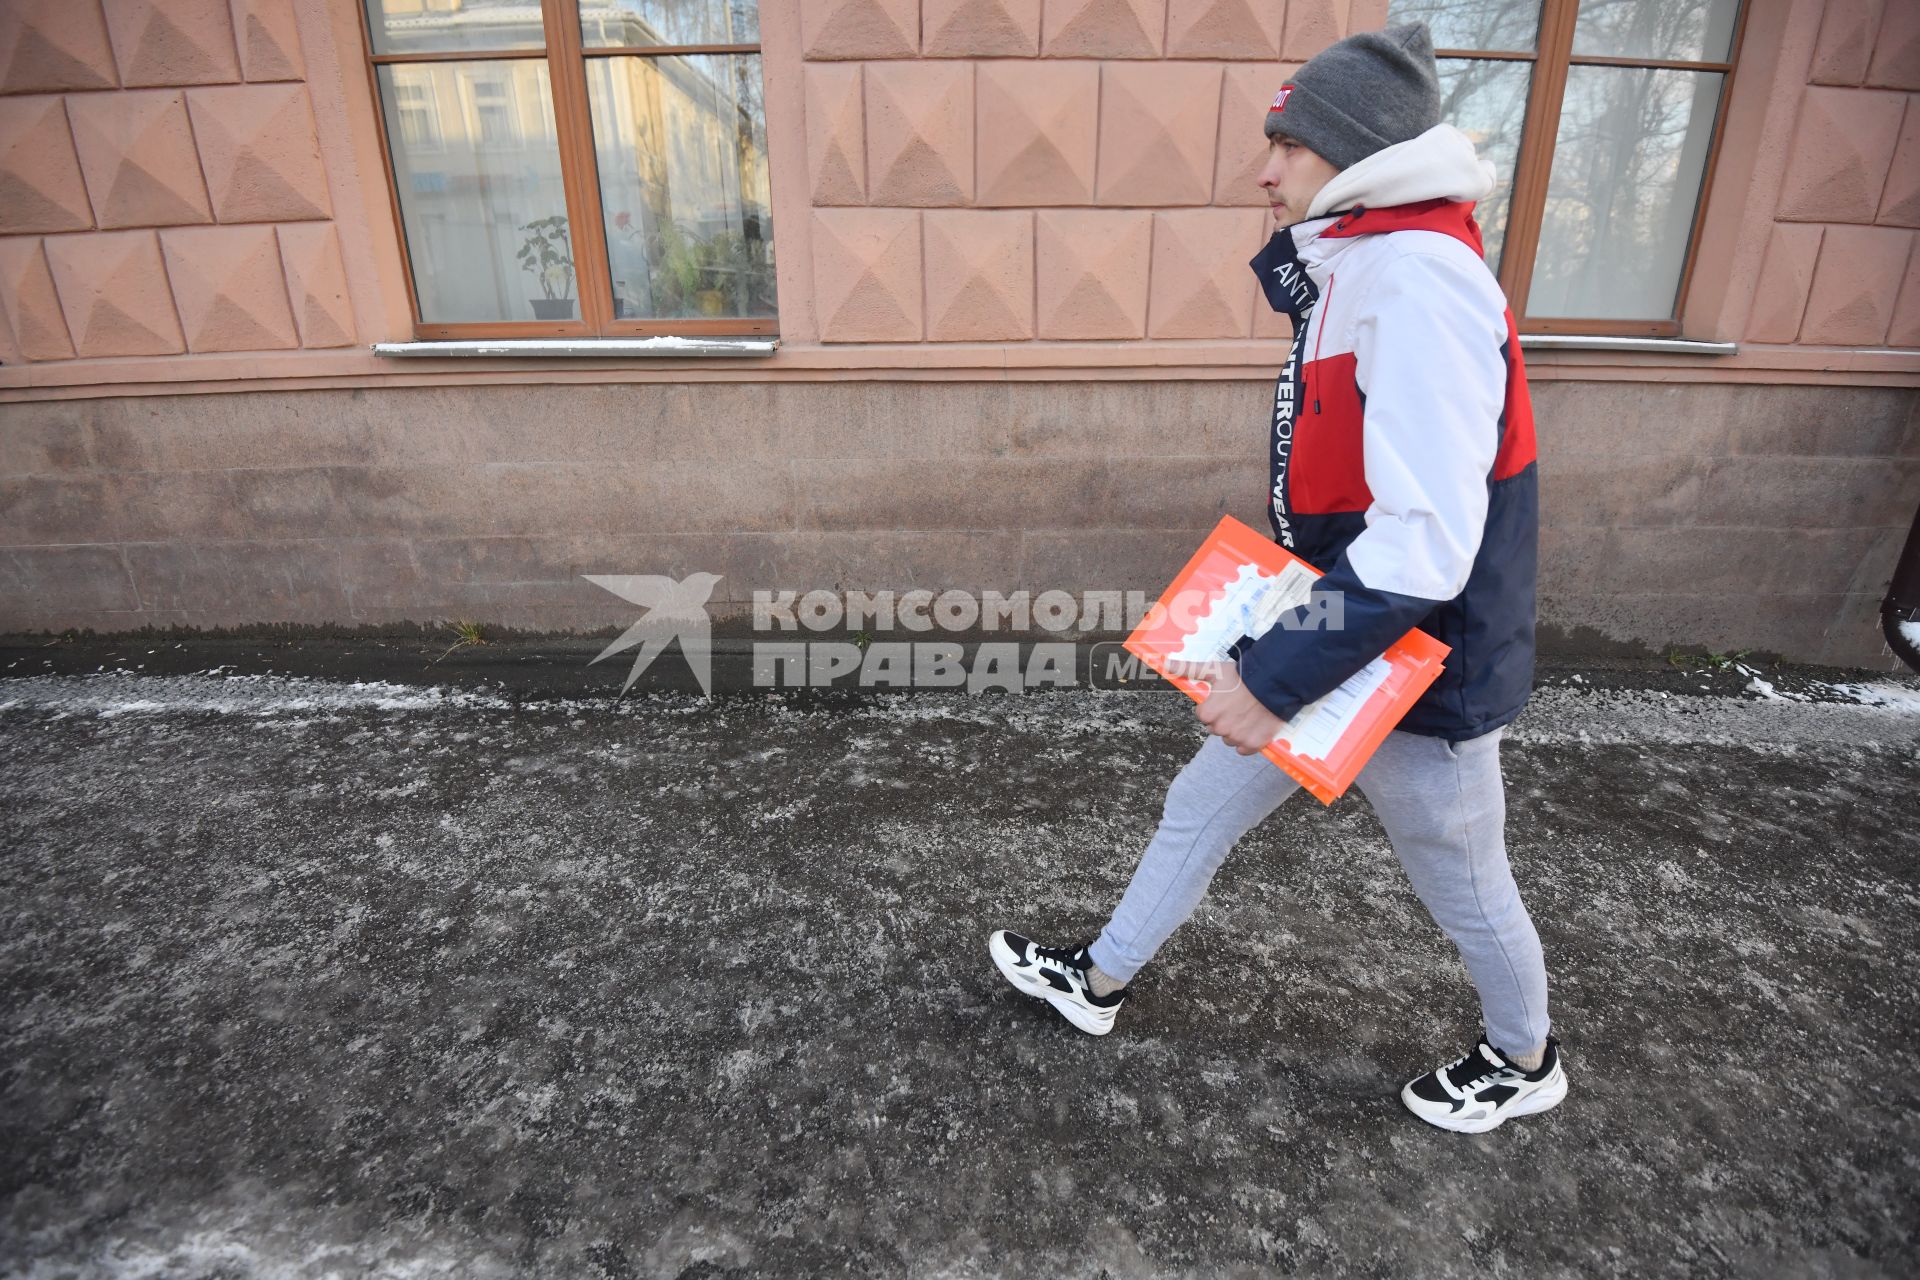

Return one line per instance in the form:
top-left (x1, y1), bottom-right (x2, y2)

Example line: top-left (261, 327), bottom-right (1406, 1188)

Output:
top-left (1273, 657), bottom-right (1393, 761)
top-left (1123, 516), bottom-right (1452, 805)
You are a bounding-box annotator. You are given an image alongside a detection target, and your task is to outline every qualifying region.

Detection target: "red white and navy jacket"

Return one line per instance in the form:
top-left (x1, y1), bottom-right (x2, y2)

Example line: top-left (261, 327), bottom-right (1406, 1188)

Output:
top-left (1237, 124), bottom-right (1539, 742)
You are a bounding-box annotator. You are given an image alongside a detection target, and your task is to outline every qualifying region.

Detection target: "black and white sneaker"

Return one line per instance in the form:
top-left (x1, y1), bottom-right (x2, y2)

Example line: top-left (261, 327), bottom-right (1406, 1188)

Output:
top-left (988, 930), bottom-right (1129, 1036)
top-left (1401, 1032), bottom-right (1568, 1133)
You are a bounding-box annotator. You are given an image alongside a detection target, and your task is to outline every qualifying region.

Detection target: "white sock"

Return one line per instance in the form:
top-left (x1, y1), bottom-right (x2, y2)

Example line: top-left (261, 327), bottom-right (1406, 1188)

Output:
top-left (1502, 1043), bottom-right (1546, 1072)
top-left (1086, 962), bottom-right (1125, 998)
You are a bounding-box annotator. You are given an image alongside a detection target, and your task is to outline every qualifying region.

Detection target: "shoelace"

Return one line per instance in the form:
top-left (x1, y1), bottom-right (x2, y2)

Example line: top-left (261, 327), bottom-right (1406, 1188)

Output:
top-left (1445, 1044), bottom-right (1515, 1096)
top-left (1030, 942), bottom-right (1089, 988)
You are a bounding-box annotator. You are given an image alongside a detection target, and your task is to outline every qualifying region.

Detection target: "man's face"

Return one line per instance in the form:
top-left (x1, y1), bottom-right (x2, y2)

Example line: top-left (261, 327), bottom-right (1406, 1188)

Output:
top-left (1257, 134), bottom-right (1340, 228)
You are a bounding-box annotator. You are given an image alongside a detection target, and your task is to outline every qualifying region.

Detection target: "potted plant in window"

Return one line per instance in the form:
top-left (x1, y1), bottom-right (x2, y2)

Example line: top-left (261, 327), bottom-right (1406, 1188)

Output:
top-left (516, 215), bottom-right (575, 320)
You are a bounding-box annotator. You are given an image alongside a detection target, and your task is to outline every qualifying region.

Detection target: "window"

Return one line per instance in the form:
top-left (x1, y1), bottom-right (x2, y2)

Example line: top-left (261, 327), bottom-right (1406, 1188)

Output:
top-left (1388, 0), bottom-right (1745, 336)
top-left (392, 78), bottom-right (441, 148)
top-left (469, 75), bottom-right (517, 144)
top-left (361, 0), bottom-right (776, 336)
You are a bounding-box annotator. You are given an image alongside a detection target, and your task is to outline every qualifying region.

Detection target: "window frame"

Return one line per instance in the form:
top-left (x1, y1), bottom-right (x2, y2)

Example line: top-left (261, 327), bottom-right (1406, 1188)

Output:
top-left (357, 0), bottom-right (778, 340)
top-left (1437, 0), bottom-right (1751, 338)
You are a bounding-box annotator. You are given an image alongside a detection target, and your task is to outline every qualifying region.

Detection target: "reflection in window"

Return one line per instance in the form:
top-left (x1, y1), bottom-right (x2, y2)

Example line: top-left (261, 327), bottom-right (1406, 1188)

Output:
top-left (577, 0), bottom-right (759, 49)
top-left (379, 62), bottom-right (577, 322)
top-left (587, 54), bottom-right (775, 320)
top-left (1388, 0), bottom-right (1540, 53)
top-left (364, 0), bottom-right (547, 56)
top-left (394, 79), bottom-right (439, 148)
top-left (1571, 0), bottom-right (1738, 62)
top-left (1435, 56), bottom-right (1531, 272)
top-left (1528, 67), bottom-right (1723, 319)
top-left (471, 76), bottom-right (516, 144)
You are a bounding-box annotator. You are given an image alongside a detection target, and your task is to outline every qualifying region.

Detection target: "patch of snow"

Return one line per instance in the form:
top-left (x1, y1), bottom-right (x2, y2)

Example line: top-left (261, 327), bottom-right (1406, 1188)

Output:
top-left (0, 672), bottom-right (510, 717)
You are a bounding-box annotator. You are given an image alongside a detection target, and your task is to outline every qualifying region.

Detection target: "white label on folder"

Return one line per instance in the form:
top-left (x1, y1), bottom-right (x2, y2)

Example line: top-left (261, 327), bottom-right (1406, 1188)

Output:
top-left (1272, 656), bottom-right (1393, 761)
top-left (1170, 561), bottom-right (1319, 664)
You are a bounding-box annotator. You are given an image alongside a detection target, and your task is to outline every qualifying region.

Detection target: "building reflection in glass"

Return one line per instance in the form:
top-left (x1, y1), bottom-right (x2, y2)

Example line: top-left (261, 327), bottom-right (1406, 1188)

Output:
top-left (370, 0), bottom-right (773, 324)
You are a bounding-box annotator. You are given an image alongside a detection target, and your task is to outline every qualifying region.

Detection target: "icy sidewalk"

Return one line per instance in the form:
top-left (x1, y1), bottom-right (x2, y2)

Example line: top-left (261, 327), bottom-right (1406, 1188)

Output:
top-left (2, 671), bottom-right (1917, 1279)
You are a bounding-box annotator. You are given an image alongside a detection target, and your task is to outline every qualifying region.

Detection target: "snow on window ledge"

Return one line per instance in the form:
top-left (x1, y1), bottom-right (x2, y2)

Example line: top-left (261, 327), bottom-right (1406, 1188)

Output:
top-left (371, 337), bottom-right (779, 359)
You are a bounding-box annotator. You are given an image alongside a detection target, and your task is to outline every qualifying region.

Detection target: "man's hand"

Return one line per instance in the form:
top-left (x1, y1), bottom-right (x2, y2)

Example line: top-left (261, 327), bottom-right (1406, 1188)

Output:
top-left (1163, 659), bottom-right (1285, 755)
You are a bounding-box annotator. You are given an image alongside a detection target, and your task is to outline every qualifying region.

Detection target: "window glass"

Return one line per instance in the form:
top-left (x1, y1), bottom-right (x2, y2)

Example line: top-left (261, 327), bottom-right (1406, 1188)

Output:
top-left (1387, 0), bottom-right (1540, 53)
top-left (1571, 0), bottom-right (1739, 63)
top-left (587, 54), bottom-right (776, 320)
top-left (365, 0), bottom-right (545, 56)
top-left (378, 62), bottom-right (579, 322)
top-left (1527, 66), bottom-right (1723, 319)
top-left (1435, 56), bottom-right (1532, 273)
top-left (577, 0), bottom-right (759, 49)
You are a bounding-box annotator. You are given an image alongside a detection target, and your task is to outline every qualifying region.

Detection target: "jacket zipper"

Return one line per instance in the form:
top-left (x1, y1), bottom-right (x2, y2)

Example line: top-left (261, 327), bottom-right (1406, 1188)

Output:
top-left (1311, 272), bottom-right (1335, 415)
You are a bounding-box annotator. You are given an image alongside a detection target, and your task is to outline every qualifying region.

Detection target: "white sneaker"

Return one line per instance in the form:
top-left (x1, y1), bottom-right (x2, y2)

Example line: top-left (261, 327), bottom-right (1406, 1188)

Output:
top-left (988, 930), bottom-right (1130, 1036)
top-left (1401, 1032), bottom-right (1568, 1133)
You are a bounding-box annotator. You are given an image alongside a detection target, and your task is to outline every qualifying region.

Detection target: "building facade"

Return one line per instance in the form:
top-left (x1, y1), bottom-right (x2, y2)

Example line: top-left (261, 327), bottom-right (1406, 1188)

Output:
top-left (1, 0), bottom-right (1916, 667)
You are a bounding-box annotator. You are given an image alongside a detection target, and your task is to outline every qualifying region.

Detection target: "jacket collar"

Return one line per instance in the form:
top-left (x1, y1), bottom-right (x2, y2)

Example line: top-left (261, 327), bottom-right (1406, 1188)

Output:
top-left (1307, 123), bottom-right (1495, 219)
top-left (1284, 123), bottom-right (1497, 284)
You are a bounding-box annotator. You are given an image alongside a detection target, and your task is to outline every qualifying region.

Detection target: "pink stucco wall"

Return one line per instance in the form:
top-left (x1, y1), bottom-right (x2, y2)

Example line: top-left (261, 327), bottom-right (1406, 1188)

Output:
top-left (0, 0), bottom-right (1912, 386)
top-left (0, 2), bottom-right (1916, 667)
top-left (0, 0), bottom-right (357, 362)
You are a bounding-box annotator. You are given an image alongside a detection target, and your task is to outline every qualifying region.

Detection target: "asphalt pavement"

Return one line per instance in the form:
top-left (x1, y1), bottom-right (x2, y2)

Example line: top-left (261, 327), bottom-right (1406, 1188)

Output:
top-left (2, 643), bottom-right (1917, 1278)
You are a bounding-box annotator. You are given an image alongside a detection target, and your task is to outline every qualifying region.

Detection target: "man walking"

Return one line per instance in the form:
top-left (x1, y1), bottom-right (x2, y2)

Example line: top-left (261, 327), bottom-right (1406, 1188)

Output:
top-left (989, 22), bottom-right (1563, 1135)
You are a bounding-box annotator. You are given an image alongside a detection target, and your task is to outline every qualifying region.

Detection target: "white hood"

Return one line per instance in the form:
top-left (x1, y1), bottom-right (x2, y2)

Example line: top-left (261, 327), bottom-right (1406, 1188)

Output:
top-left (1305, 124), bottom-right (1496, 220)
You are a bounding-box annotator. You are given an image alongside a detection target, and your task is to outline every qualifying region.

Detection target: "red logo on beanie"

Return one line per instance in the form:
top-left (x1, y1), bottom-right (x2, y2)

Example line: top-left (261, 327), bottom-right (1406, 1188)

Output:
top-left (1269, 85), bottom-right (1295, 113)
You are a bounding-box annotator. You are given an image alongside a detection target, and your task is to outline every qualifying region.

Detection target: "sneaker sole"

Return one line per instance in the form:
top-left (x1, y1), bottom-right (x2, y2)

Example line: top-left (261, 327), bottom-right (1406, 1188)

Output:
top-left (988, 935), bottom-right (1117, 1037)
top-left (1400, 1069), bottom-right (1568, 1134)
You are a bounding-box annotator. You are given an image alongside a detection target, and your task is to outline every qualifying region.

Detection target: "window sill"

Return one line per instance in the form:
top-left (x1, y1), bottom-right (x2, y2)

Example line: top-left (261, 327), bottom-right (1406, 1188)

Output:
top-left (1518, 334), bottom-right (1737, 356)
top-left (370, 336), bottom-right (780, 359)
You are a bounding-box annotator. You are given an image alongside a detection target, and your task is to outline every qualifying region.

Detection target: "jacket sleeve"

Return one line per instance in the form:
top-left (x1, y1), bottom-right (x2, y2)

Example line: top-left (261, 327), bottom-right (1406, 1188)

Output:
top-left (1237, 248), bottom-right (1506, 721)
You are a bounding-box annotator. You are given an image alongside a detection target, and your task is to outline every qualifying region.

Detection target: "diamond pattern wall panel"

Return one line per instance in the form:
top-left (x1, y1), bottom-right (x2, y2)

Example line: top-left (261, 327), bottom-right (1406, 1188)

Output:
top-left (1149, 208), bottom-right (1265, 337)
top-left (0, 236), bottom-right (77, 360)
top-left (923, 0), bottom-right (1041, 56)
top-left (1042, 0), bottom-right (1166, 58)
top-left (0, 97), bottom-right (95, 234)
top-left (1810, 0), bottom-right (1884, 87)
top-left (812, 209), bottom-right (923, 341)
top-left (1868, 1), bottom-right (1920, 90)
top-left (1252, 266), bottom-right (1292, 339)
top-left (1283, 0), bottom-right (1351, 60)
top-left (866, 61), bottom-right (972, 206)
top-left (187, 83), bottom-right (331, 222)
top-left (1876, 99), bottom-right (1920, 225)
top-left (1215, 63), bottom-right (1296, 205)
top-left (1800, 224), bottom-right (1912, 344)
top-left (1744, 224), bottom-right (1823, 343)
top-left (799, 0), bottom-right (918, 59)
top-left (1888, 249), bottom-right (1920, 345)
top-left (66, 89), bottom-right (212, 229)
top-left (230, 0), bottom-right (305, 82)
top-left (804, 63), bottom-right (865, 205)
top-left (0, 0), bottom-right (119, 93)
top-left (161, 224), bottom-right (299, 351)
top-left (924, 209), bottom-right (1033, 341)
top-left (276, 221), bottom-right (354, 347)
top-left (103, 0), bottom-right (241, 89)
top-left (1166, 0), bottom-right (1284, 59)
top-left (44, 228), bottom-right (185, 356)
top-left (976, 61), bottom-right (1098, 206)
top-left (1096, 62), bottom-right (1221, 206)
top-left (1776, 87), bottom-right (1905, 222)
top-left (1035, 209), bottom-right (1150, 338)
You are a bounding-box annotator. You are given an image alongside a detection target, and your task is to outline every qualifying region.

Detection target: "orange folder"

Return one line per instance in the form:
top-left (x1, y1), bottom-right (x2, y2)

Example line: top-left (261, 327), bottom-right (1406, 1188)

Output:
top-left (1123, 515), bottom-right (1451, 805)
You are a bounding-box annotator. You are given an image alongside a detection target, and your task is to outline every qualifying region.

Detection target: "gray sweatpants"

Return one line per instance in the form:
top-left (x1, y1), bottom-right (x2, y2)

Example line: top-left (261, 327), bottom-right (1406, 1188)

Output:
top-left (1087, 726), bottom-right (1551, 1059)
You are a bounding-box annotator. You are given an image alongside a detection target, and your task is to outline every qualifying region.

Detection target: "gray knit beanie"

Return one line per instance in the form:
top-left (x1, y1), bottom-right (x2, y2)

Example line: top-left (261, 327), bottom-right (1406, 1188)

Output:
top-left (1264, 22), bottom-right (1442, 170)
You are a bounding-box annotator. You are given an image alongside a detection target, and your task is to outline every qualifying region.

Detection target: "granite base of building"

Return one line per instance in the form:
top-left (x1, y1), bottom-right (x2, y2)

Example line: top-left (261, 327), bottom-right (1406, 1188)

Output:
top-left (2, 380), bottom-right (1915, 669)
